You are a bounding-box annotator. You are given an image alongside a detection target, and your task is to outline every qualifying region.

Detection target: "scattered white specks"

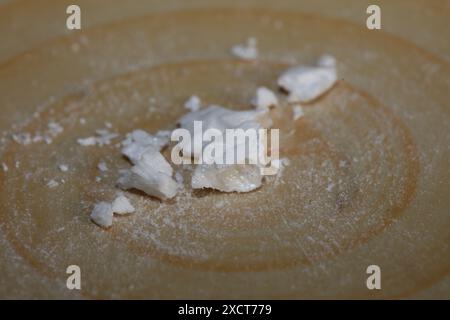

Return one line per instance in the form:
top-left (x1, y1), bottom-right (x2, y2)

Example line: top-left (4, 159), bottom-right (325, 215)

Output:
top-left (77, 128), bottom-right (119, 147)
top-left (59, 164), bottom-right (69, 172)
top-left (231, 37), bottom-right (258, 60)
top-left (292, 105), bottom-right (305, 120)
top-left (184, 95), bottom-right (202, 112)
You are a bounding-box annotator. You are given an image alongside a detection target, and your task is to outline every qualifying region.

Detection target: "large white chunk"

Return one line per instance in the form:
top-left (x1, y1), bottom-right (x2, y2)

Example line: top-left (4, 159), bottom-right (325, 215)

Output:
top-left (251, 87), bottom-right (279, 110)
top-left (192, 164), bottom-right (262, 193)
top-left (278, 55), bottom-right (337, 103)
top-left (90, 202), bottom-right (113, 228)
top-left (178, 105), bottom-right (267, 160)
top-left (111, 195), bottom-right (135, 215)
top-left (178, 105), bottom-right (271, 192)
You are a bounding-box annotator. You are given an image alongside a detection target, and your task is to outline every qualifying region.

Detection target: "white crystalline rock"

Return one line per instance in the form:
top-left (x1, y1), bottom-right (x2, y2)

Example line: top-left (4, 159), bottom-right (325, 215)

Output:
top-left (292, 105), bottom-right (305, 120)
top-left (184, 95), bottom-right (201, 112)
top-left (111, 195), bottom-right (135, 215)
top-left (178, 105), bottom-right (271, 193)
top-left (178, 105), bottom-right (268, 161)
top-left (251, 87), bottom-right (279, 110)
top-left (231, 37), bottom-right (258, 60)
top-left (90, 202), bottom-right (113, 228)
top-left (192, 164), bottom-right (262, 193)
top-left (118, 133), bottom-right (178, 200)
top-left (278, 54), bottom-right (337, 103)
top-left (121, 129), bottom-right (170, 164)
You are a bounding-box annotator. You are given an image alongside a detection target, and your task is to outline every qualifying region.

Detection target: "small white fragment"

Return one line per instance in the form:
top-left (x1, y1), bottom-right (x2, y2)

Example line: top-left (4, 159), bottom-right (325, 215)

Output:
top-left (231, 37), bottom-right (258, 60)
top-left (317, 54), bottom-right (337, 68)
top-left (111, 195), bottom-right (135, 215)
top-left (251, 87), bottom-right (278, 110)
top-left (97, 161), bottom-right (108, 172)
top-left (2, 163), bottom-right (8, 172)
top-left (292, 105), bottom-right (304, 120)
top-left (77, 137), bottom-right (97, 146)
top-left (79, 118), bottom-right (86, 125)
top-left (90, 202), bottom-right (113, 228)
top-left (278, 55), bottom-right (337, 103)
top-left (184, 95), bottom-right (201, 112)
top-left (59, 164), bottom-right (69, 172)
top-left (47, 180), bottom-right (59, 189)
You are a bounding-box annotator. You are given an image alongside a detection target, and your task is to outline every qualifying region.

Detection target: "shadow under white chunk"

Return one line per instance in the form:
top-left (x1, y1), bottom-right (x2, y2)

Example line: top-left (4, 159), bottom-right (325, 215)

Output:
top-left (278, 54), bottom-right (337, 103)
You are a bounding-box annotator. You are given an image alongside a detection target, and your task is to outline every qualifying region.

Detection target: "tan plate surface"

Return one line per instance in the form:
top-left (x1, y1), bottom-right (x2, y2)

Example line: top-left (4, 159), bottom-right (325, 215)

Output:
top-left (0, 0), bottom-right (449, 299)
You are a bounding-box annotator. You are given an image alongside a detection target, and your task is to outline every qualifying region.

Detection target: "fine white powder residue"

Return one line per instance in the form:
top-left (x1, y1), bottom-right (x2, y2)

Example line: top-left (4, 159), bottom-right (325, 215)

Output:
top-left (231, 37), bottom-right (258, 60)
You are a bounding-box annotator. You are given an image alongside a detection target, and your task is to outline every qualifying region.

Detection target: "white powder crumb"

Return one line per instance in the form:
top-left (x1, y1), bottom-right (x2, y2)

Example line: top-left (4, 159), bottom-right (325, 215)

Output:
top-left (15, 161), bottom-right (20, 169)
top-left (77, 128), bottom-right (118, 147)
top-left (292, 105), bottom-right (304, 120)
top-left (96, 177), bottom-right (102, 182)
top-left (278, 54), bottom-right (338, 103)
top-left (105, 122), bottom-right (113, 129)
top-left (111, 195), bottom-right (135, 215)
top-left (251, 87), bottom-right (278, 110)
top-left (184, 95), bottom-right (201, 112)
top-left (97, 161), bottom-right (108, 172)
top-left (47, 180), bottom-right (59, 189)
top-left (59, 164), bottom-right (69, 172)
top-left (231, 37), bottom-right (258, 60)
top-left (90, 202), bottom-right (113, 228)
top-left (326, 182), bottom-right (335, 192)
top-left (77, 137), bottom-right (97, 146)
top-left (12, 133), bottom-right (32, 146)
top-left (2, 163), bottom-right (8, 172)
top-left (79, 118), bottom-right (86, 125)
